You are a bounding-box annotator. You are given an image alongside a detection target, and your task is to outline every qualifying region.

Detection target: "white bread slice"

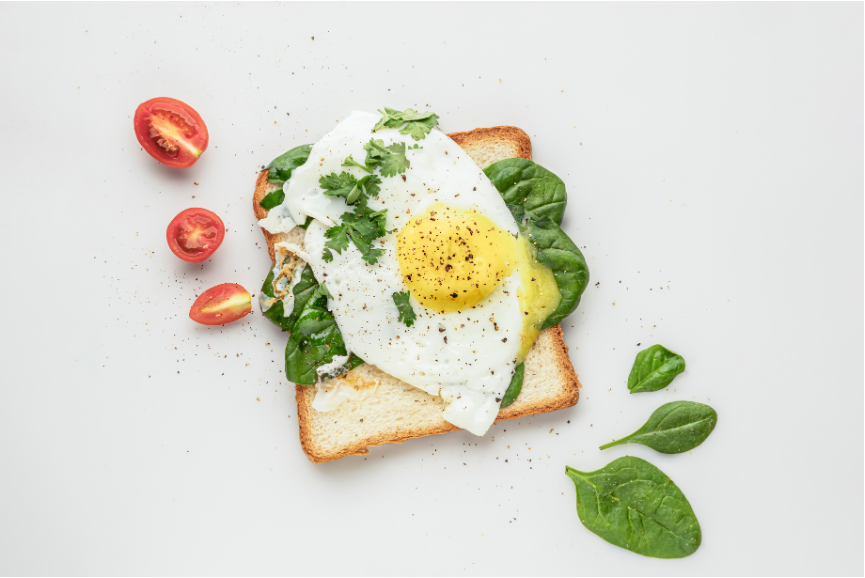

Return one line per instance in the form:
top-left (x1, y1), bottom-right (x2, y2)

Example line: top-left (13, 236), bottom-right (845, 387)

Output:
top-left (253, 126), bottom-right (581, 463)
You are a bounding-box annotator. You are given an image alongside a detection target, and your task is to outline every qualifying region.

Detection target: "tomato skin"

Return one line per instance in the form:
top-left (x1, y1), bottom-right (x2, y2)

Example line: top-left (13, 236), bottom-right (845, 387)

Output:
top-left (190, 284), bottom-right (252, 326)
top-left (134, 97), bottom-right (209, 168)
top-left (166, 208), bottom-right (225, 263)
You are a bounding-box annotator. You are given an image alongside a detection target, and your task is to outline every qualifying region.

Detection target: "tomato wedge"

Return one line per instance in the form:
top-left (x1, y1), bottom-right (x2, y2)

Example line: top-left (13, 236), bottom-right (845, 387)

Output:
top-left (134, 97), bottom-right (209, 168)
top-left (166, 208), bottom-right (225, 263)
top-left (190, 284), bottom-right (252, 326)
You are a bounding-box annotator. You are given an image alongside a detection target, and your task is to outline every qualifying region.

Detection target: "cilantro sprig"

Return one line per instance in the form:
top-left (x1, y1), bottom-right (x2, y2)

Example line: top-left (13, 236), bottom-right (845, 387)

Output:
top-left (392, 291), bottom-right (417, 327)
top-left (319, 171), bottom-right (382, 205)
top-left (373, 107), bottom-right (440, 141)
top-left (322, 204), bottom-right (391, 265)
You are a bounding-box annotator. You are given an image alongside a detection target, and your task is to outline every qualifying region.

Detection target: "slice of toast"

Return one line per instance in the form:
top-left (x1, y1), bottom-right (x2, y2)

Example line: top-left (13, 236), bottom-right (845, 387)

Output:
top-left (253, 126), bottom-right (581, 463)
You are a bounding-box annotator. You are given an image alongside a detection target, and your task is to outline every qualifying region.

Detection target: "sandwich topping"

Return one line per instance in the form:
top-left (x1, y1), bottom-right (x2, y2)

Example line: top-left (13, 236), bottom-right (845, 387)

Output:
top-left (258, 109), bottom-right (588, 435)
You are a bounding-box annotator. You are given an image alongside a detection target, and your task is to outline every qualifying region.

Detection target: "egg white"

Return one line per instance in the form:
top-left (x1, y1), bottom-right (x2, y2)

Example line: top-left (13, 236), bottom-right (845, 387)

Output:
top-left (263, 111), bottom-right (526, 435)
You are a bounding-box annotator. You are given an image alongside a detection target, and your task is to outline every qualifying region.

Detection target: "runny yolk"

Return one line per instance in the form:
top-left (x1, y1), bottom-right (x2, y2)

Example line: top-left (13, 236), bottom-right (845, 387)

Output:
top-left (397, 204), bottom-right (561, 364)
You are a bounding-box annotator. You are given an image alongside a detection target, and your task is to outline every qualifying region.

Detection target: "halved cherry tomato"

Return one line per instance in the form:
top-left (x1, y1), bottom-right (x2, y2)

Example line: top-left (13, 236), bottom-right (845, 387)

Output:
top-left (134, 97), bottom-right (209, 168)
top-left (166, 208), bottom-right (225, 263)
top-left (190, 284), bottom-right (252, 326)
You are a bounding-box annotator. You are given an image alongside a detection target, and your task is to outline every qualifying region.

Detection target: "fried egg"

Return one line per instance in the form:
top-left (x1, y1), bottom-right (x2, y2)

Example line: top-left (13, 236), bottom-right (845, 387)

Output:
top-left (260, 111), bottom-right (560, 435)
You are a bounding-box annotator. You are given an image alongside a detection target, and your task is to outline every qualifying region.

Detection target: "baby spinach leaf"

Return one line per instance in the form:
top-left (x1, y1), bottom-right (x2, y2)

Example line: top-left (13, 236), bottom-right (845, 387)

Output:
top-left (284, 272), bottom-right (349, 385)
top-left (600, 401), bottom-right (717, 454)
top-left (499, 363), bottom-right (525, 408)
top-left (485, 158), bottom-right (568, 225)
top-left (259, 189), bottom-right (285, 210)
top-left (265, 144), bottom-right (313, 185)
top-left (392, 291), bottom-right (417, 327)
top-left (565, 456), bottom-right (702, 559)
top-left (260, 266), bottom-right (318, 332)
top-left (628, 345), bottom-right (686, 394)
top-left (523, 216), bottom-right (589, 328)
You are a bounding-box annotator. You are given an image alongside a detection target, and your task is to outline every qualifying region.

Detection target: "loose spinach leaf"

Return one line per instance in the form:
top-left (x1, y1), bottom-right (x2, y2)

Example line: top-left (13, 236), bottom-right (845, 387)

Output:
top-left (265, 144), bottom-right (313, 185)
top-left (259, 189), bottom-right (285, 210)
top-left (499, 363), bottom-right (525, 408)
top-left (259, 266), bottom-right (318, 332)
top-left (523, 216), bottom-right (589, 328)
top-left (600, 401), bottom-right (717, 454)
top-left (566, 456), bottom-right (702, 559)
top-left (484, 158), bottom-right (568, 225)
top-left (392, 291), bottom-right (416, 327)
top-left (628, 345), bottom-right (686, 394)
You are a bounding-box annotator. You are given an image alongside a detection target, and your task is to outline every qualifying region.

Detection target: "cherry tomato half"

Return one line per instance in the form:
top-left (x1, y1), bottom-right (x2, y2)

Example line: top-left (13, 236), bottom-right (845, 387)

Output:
top-left (190, 284), bottom-right (252, 326)
top-left (134, 97), bottom-right (209, 168)
top-left (166, 208), bottom-right (225, 263)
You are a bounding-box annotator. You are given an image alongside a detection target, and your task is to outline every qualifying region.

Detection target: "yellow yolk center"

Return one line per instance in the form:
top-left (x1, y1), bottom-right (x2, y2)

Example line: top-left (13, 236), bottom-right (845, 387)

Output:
top-left (397, 204), bottom-right (561, 363)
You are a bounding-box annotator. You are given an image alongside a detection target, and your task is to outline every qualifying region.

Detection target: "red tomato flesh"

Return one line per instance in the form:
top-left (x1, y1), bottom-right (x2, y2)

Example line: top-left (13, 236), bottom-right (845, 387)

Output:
top-left (167, 208), bottom-right (225, 263)
top-left (134, 97), bottom-right (209, 168)
top-left (190, 284), bottom-right (251, 326)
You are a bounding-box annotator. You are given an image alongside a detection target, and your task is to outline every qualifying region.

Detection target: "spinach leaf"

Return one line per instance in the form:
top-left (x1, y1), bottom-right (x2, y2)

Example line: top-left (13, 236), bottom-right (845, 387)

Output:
top-left (283, 272), bottom-right (356, 385)
top-left (259, 266), bottom-right (318, 332)
top-left (484, 158), bottom-right (568, 225)
top-left (499, 363), bottom-right (525, 408)
top-left (628, 345), bottom-right (686, 394)
top-left (265, 144), bottom-right (313, 185)
top-left (566, 456), bottom-right (702, 558)
top-left (392, 291), bottom-right (416, 327)
top-left (523, 216), bottom-right (589, 328)
top-left (600, 401), bottom-right (717, 454)
top-left (259, 189), bottom-right (285, 210)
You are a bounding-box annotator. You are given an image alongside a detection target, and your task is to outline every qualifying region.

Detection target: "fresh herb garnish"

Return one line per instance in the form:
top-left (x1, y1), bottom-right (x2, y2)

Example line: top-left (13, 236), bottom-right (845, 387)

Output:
top-left (372, 107), bottom-right (440, 140)
top-left (392, 291), bottom-right (417, 327)
top-left (499, 363), bottom-right (525, 407)
top-left (566, 456), bottom-right (702, 558)
top-left (319, 172), bottom-right (382, 205)
top-left (627, 344), bottom-right (686, 394)
top-left (259, 189), bottom-right (285, 210)
top-left (600, 401), bottom-right (717, 454)
top-left (265, 144), bottom-right (313, 185)
top-left (322, 205), bottom-right (391, 265)
top-left (342, 154), bottom-right (371, 173)
top-left (359, 138), bottom-right (410, 177)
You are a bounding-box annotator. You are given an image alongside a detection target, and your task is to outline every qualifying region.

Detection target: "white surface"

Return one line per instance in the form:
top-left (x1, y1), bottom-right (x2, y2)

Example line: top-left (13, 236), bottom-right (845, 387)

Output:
top-left (0, 3), bottom-right (861, 575)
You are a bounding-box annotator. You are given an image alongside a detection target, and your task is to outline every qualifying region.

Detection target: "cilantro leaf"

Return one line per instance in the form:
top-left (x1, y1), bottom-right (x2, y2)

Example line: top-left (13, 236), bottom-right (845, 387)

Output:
top-left (379, 142), bottom-right (410, 177)
top-left (362, 138), bottom-right (390, 172)
top-left (259, 188), bottom-right (285, 210)
top-left (392, 291), bottom-right (417, 327)
top-left (400, 114), bottom-right (440, 141)
top-left (321, 205), bottom-right (391, 265)
top-left (360, 174), bottom-right (382, 197)
top-left (320, 171), bottom-right (358, 198)
top-left (322, 224), bottom-right (350, 262)
top-left (373, 108), bottom-right (438, 133)
top-left (342, 154), bottom-right (371, 173)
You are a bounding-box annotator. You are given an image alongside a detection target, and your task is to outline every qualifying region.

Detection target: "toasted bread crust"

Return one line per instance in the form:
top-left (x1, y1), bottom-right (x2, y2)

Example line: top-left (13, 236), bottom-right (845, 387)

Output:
top-left (254, 125), bottom-right (580, 463)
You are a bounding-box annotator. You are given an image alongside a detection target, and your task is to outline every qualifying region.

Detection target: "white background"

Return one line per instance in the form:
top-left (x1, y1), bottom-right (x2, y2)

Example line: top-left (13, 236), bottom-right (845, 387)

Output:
top-left (0, 2), bottom-right (862, 576)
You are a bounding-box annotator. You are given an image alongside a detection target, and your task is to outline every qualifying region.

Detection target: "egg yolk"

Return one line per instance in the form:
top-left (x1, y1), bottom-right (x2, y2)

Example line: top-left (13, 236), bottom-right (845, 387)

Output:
top-left (397, 204), bottom-right (561, 364)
